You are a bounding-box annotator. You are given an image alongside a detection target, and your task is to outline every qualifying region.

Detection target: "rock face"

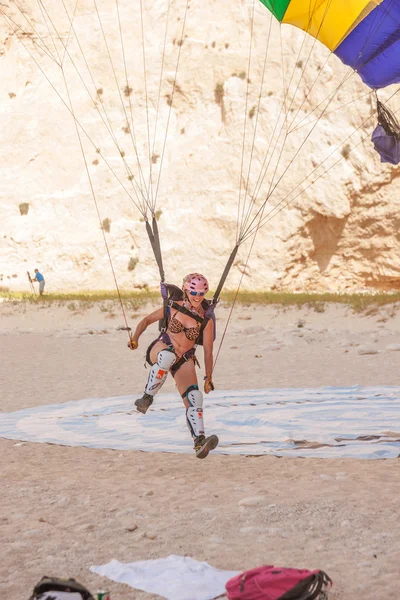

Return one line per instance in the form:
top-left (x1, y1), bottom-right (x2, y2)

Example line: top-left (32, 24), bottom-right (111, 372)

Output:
top-left (1, 0), bottom-right (400, 292)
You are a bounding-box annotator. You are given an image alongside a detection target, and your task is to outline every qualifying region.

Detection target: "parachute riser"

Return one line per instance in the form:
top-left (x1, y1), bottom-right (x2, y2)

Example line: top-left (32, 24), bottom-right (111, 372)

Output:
top-left (145, 215), bottom-right (165, 283)
top-left (212, 244), bottom-right (239, 305)
top-left (145, 214), bottom-right (168, 330)
top-left (194, 243), bottom-right (240, 349)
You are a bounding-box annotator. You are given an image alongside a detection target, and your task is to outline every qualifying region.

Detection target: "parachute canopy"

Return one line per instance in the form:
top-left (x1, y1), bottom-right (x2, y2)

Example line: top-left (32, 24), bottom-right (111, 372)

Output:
top-left (259, 0), bottom-right (400, 89)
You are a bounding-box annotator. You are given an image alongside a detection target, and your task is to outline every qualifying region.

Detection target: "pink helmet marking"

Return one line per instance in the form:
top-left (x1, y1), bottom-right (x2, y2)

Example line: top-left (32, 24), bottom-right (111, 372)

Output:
top-left (182, 273), bottom-right (209, 293)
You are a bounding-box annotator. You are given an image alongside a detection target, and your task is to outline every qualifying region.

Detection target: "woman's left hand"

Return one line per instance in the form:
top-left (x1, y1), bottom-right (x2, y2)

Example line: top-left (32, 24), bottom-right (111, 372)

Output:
top-left (204, 377), bottom-right (215, 394)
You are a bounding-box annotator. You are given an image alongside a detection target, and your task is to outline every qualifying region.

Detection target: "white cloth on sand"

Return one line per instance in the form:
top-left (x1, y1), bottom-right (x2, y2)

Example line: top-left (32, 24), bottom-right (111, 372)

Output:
top-left (90, 554), bottom-right (240, 600)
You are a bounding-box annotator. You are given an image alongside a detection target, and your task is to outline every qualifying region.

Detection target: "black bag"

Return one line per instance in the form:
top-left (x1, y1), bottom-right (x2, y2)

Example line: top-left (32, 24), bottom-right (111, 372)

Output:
top-left (29, 576), bottom-right (95, 600)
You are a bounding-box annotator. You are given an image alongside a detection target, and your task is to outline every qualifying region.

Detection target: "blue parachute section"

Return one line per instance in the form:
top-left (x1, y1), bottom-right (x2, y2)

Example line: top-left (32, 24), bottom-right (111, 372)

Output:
top-left (335, 0), bottom-right (400, 89)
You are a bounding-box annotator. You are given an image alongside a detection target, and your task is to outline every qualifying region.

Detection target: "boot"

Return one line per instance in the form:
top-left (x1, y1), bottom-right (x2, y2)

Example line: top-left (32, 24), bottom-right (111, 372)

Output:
top-left (194, 434), bottom-right (219, 459)
top-left (135, 393), bottom-right (153, 414)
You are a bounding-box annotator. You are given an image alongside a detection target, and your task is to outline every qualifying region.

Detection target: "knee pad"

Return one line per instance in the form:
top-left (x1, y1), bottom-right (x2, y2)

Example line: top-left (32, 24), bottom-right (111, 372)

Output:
top-left (157, 348), bottom-right (176, 370)
top-left (183, 385), bottom-right (205, 438)
top-left (145, 349), bottom-right (176, 396)
top-left (182, 384), bottom-right (203, 408)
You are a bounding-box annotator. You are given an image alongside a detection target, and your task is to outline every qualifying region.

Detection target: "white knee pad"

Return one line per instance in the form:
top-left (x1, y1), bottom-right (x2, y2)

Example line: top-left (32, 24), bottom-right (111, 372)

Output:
top-left (145, 349), bottom-right (176, 396)
top-left (186, 387), bottom-right (203, 409)
top-left (157, 349), bottom-right (177, 370)
top-left (184, 385), bottom-right (204, 438)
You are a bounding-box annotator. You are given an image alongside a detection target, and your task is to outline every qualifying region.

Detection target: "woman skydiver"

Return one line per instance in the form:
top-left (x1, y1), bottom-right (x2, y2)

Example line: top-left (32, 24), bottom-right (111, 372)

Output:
top-left (128, 273), bottom-right (219, 459)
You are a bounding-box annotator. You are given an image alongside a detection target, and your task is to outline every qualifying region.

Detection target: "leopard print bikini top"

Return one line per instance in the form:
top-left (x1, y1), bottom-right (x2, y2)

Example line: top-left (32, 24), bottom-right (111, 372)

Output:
top-left (168, 310), bottom-right (201, 341)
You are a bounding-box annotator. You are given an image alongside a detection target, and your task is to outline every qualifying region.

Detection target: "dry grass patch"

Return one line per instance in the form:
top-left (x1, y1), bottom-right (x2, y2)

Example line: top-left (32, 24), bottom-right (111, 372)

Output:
top-left (2, 290), bottom-right (400, 315)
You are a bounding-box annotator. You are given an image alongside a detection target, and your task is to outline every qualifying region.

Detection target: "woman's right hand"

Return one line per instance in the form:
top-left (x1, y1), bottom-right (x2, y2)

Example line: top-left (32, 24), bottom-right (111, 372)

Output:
top-left (128, 338), bottom-right (138, 350)
top-left (204, 376), bottom-right (215, 394)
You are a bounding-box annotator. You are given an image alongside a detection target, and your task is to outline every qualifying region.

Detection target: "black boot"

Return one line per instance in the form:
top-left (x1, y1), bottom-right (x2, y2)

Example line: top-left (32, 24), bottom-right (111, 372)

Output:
top-left (135, 393), bottom-right (153, 414)
top-left (194, 434), bottom-right (219, 459)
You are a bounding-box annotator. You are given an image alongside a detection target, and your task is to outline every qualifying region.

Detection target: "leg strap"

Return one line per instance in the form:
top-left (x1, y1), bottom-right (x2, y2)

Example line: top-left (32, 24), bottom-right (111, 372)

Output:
top-left (146, 332), bottom-right (173, 366)
top-left (171, 348), bottom-right (196, 377)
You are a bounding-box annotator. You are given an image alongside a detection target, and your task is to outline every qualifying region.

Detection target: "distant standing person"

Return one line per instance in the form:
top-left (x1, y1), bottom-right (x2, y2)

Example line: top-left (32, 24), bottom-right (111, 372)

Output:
top-left (33, 269), bottom-right (45, 295)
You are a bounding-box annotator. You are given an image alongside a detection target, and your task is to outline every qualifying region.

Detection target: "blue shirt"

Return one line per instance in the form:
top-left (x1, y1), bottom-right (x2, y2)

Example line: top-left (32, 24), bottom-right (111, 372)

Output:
top-left (35, 272), bottom-right (44, 282)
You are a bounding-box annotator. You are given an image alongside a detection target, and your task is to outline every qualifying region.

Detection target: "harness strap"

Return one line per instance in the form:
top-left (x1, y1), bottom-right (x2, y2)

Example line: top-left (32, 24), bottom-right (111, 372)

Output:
top-left (197, 315), bottom-right (209, 346)
top-left (171, 347), bottom-right (196, 375)
top-left (169, 301), bottom-right (204, 324)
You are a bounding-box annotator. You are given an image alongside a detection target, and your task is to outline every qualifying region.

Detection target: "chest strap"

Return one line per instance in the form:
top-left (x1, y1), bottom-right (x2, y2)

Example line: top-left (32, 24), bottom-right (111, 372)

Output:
top-left (169, 301), bottom-right (204, 324)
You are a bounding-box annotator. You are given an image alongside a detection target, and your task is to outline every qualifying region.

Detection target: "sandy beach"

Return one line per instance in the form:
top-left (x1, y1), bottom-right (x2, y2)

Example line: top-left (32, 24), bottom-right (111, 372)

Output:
top-left (1, 299), bottom-right (400, 599)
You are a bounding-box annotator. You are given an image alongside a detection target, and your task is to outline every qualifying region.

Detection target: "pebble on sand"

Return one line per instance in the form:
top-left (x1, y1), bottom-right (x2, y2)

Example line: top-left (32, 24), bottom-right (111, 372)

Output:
top-left (238, 496), bottom-right (267, 507)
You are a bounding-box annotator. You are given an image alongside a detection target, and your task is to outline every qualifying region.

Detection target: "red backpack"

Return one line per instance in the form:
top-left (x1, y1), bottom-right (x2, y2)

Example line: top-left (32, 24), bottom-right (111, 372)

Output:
top-left (225, 565), bottom-right (332, 600)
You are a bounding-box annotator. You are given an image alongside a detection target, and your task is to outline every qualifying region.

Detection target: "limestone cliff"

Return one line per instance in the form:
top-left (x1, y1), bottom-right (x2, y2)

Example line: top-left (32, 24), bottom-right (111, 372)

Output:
top-left (1, 0), bottom-right (400, 293)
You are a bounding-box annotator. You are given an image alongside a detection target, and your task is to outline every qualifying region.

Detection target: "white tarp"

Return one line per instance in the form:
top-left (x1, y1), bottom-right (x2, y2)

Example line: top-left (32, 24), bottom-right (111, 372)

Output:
top-left (0, 386), bottom-right (399, 458)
